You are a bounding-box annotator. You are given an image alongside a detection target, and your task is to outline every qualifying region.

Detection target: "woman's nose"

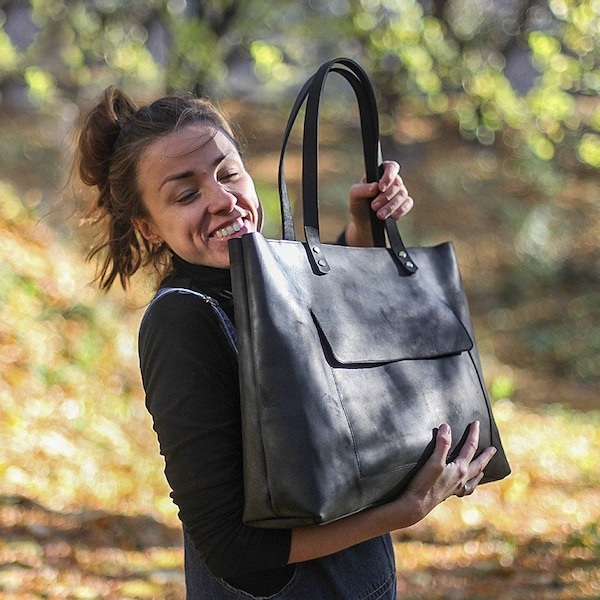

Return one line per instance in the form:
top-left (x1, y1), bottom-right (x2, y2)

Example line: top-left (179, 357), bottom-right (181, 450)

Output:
top-left (206, 182), bottom-right (236, 214)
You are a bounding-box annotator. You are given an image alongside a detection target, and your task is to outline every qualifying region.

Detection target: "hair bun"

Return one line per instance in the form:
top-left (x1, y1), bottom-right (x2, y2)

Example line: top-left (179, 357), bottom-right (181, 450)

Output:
top-left (77, 87), bottom-right (138, 190)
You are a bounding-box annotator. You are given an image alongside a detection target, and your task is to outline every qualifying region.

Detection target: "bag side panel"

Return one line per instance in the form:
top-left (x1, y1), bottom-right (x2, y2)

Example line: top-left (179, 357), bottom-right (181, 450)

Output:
top-left (229, 238), bottom-right (279, 524)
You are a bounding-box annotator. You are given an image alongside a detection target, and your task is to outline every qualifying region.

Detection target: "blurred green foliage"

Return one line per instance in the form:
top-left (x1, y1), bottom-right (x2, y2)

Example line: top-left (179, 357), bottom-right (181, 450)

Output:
top-left (2, 0), bottom-right (600, 169)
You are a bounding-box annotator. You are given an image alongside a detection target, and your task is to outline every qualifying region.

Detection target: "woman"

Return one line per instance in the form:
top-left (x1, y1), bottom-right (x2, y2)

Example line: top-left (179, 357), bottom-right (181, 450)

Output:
top-left (75, 87), bottom-right (496, 599)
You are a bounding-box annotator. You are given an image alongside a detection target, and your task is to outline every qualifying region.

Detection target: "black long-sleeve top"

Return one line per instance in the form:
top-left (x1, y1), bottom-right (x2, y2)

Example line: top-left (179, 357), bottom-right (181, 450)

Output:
top-left (138, 255), bottom-right (293, 595)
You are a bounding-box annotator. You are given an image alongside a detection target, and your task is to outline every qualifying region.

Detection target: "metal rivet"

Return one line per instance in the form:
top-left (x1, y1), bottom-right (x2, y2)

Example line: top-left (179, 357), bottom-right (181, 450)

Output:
top-left (406, 261), bottom-right (414, 269)
top-left (312, 245), bottom-right (321, 253)
top-left (398, 251), bottom-right (407, 258)
top-left (318, 259), bottom-right (327, 267)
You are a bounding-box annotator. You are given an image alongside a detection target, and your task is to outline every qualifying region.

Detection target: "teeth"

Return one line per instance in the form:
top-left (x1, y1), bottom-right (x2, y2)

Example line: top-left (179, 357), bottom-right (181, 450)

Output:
top-left (214, 220), bottom-right (242, 239)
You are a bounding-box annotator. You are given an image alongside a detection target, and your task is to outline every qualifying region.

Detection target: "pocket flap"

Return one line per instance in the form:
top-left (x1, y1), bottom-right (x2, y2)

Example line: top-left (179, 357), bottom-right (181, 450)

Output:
top-left (308, 249), bottom-right (474, 365)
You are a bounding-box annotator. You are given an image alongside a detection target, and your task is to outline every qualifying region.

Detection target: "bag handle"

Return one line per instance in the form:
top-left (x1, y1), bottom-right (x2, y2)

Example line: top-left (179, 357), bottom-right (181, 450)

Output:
top-left (278, 57), bottom-right (417, 275)
top-left (278, 59), bottom-right (381, 247)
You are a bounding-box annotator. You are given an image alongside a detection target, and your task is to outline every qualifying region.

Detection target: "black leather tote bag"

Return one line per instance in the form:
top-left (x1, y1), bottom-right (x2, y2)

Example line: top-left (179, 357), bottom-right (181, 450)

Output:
top-left (229, 57), bottom-right (510, 529)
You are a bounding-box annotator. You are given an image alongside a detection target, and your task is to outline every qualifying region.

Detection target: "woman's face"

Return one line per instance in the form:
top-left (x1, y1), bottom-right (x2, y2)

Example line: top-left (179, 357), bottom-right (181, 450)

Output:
top-left (134, 124), bottom-right (261, 268)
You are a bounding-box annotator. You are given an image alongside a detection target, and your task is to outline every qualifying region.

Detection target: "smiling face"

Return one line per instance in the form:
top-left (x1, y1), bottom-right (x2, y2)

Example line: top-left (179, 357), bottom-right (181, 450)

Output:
top-left (134, 124), bottom-right (260, 269)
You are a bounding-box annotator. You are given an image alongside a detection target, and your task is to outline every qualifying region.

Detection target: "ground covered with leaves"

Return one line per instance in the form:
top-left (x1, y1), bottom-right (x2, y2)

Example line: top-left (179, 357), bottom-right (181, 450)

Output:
top-left (1, 108), bottom-right (599, 598)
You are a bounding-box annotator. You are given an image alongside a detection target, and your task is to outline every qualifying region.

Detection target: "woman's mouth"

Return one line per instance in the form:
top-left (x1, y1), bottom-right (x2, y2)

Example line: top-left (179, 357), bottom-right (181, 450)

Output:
top-left (212, 219), bottom-right (243, 239)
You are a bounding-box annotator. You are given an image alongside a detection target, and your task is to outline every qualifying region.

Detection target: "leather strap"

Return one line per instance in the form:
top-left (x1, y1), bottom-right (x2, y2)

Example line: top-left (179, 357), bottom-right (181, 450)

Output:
top-left (278, 58), bottom-right (417, 274)
top-left (278, 63), bottom-right (378, 242)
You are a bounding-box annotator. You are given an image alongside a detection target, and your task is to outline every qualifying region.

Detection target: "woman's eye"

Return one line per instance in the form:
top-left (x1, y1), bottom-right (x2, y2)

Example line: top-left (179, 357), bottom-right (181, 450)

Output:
top-left (176, 191), bottom-right (199, 204)
top-left (220, 170), bottom-right (239, 182)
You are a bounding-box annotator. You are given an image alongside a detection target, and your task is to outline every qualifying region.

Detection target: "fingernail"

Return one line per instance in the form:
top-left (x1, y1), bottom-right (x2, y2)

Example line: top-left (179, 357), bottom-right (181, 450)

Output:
top-left (439, 423), bottom-right (450, 434)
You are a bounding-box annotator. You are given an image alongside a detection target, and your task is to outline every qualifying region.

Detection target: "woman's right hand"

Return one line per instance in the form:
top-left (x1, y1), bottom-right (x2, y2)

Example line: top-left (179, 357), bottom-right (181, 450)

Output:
top-left (393, 421), bottom-right (497, 528)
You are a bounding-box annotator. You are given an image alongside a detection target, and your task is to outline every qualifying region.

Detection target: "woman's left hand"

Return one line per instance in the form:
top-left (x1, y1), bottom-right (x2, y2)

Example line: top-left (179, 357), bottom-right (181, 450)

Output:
top-left (345, 160), bottom-right (414, 247)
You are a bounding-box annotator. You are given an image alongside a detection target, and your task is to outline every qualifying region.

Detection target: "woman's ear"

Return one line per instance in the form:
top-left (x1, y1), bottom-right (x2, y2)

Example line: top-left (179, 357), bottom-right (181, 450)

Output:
top-left (132, 217), bottom-right (162, 244)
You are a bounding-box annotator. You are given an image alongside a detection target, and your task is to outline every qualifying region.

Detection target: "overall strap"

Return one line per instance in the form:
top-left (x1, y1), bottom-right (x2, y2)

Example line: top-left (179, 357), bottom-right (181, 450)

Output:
top-left (142, 287), bottom-right (238, 354)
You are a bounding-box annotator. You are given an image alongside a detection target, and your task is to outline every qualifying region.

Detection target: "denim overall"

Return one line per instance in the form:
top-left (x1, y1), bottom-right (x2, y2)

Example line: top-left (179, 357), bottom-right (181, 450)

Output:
top-left (147, 288), bottom-right (398, 599)
top-left (184, 528), bottom-right (397, 600)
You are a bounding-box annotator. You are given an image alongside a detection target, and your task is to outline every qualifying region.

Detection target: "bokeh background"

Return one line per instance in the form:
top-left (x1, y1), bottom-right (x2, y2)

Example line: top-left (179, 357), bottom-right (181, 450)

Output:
top-left (1, 1), bottom-right (599, 598)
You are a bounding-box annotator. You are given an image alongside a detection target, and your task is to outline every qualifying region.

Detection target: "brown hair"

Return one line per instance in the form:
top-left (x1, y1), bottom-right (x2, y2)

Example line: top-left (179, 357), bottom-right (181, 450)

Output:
top-left (73, 87), bottom-right (240, 290)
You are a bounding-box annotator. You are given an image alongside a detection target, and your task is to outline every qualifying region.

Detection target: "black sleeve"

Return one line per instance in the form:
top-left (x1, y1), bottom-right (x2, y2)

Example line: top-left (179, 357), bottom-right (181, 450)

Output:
top-left (138, 291), bottom-right (291, 578)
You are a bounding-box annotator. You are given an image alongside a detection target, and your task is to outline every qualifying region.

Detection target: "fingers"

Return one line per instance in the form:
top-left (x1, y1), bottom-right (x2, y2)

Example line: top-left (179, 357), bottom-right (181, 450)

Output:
top-left (348, 161), bottom-right (413, 229)
top-left (348, 181), bottom-right (379, 205)
top-left (371, 161), bottom-right (413, 221)
top-left (452, 421), bottom-right (497, 498)
top-left (402, 424), bottom-right (453, 498)
top-left (456, 421), bottom-right (497, 474)
top-left (458, 420), bottom-right (481, 463)
top-left (456, 470), bottom-right (486, 497)
top-left (372, 188), bottom-right (414, 221)
top-left (431, 421), bottom-right (496, 499)
top-left (432, 423), bottom-right (453, 466)
top-left (467, 445), bottom-right (497, 482)
top-left (377, 160), bottom-right (400, 190)
top-left (400, 422), bottom-right (496, 518)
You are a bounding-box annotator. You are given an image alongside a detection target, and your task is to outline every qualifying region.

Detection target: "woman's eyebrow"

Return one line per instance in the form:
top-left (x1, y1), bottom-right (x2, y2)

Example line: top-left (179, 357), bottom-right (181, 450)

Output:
top-left (159, 170), bottom-right (194, 191)
top-left (158, 153), bottom-right (231, 191)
